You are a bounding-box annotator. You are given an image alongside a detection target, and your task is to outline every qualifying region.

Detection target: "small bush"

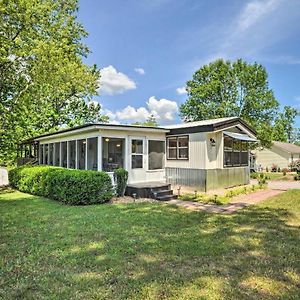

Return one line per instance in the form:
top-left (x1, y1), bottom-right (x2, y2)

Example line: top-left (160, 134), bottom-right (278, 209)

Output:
top-left (250, 172), bottom-right (258, 179)
top-left (113, 168), bottom-right (128, 197)
top-left (282, 168), bottom-right (289, 176)
top-left (9, 165), bottom-right (113, 205)
top-left (271, 164), bottom-right (278, 172)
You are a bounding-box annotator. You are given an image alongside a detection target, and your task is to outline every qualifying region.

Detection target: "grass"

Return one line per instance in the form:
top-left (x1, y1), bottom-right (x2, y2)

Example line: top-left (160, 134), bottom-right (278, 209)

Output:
top-left (251, 172), bottom-right (295, 181)
top-left (178, 184), bottom-right (267, 205)
top-left (0, 188), bottom-right (300, 299)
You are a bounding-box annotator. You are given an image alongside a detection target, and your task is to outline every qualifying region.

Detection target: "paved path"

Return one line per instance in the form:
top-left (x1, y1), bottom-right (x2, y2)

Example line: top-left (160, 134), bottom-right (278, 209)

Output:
top-left (0, 168), bottom-right (8, 186)
top-left (168, 189), bottom-right (285, 214)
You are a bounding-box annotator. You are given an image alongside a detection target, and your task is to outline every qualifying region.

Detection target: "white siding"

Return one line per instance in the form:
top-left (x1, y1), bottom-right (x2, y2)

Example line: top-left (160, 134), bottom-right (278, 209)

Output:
top-left (165, 132), bottom-right (207, 169)
top-left (253, 146), bottom-right (291, 170)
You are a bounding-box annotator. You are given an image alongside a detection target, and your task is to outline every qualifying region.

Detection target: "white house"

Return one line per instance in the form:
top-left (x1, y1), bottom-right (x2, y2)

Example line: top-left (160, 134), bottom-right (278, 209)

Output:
top-left (253, 141), bottom-right (300, 170)
top-left (18, 117), bottom-right (257, 193)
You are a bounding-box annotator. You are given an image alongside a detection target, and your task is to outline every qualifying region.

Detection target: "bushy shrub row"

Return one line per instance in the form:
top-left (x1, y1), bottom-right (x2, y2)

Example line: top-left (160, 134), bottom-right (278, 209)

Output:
top-left (9, 165), bottom-right (113, 205)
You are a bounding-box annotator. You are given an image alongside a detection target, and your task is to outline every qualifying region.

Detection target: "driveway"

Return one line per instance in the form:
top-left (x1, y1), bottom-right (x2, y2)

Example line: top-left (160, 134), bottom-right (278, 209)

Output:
top-left (0, 168), bottom-right (8, 186)
top-left (268, 180), bottom-right (300, 190)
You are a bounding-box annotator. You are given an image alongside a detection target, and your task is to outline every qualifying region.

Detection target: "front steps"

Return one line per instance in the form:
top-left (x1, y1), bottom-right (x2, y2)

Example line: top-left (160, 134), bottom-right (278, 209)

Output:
top-left (125, 182), bottom-right (177, 201)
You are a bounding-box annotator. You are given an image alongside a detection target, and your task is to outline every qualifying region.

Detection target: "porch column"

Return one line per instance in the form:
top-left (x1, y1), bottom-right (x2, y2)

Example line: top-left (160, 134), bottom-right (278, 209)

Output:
top-left (67, 141), bottom-right (70, 168)
top-left (43, 144), bottom-right (46, 164)
top-left (125, 136), bottom-right (130, 170)
top-left (59, 142), bottom-right (62, 167)
top-left (97, 136), bottom-right (102, 171)
top-left (85, 138), bottom-right (88, 170)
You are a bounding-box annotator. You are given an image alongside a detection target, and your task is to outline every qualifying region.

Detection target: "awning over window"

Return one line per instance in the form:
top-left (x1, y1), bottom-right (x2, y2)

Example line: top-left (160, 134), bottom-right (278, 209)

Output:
top-left (223, 131), bottom-right (257, 142)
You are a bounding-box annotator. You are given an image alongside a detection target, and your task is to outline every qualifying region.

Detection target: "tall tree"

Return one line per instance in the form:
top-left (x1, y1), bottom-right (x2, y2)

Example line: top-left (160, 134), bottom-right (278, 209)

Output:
top-left (0, 0), bottom-right (107, 165)
top-left (180, 59), bottom-right (279, 147)
top-left (273, 106), bottom-right (299, 142)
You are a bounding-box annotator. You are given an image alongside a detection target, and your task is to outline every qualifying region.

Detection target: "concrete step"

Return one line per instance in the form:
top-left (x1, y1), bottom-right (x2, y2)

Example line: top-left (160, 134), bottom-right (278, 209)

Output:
top-left (156, 194), bottom-right (176, 201)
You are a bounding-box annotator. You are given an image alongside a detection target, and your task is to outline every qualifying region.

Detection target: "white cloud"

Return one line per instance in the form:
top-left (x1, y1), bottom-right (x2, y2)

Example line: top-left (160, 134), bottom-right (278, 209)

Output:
top-left (99, 65), bottom-right (136, 95)
top-left (187, 0), bottom-right (300, 69)
top-left (237, 0), bottom-right (280, 31)
top-left (176, 86), bottom-right (187, 95)
top-left (104, 96), bottom-right (179, 124)
top-left (147, 96), bottom-right (178, 122)
top-left (116, 106), bottom-right (150, 121)
top-left (134, 67), bottom-right (145, 75)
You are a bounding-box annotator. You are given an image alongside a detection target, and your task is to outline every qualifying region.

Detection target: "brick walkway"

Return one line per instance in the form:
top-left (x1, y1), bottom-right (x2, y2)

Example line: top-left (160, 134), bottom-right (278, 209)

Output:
top-left (168, 189), bottom-right (285, 214)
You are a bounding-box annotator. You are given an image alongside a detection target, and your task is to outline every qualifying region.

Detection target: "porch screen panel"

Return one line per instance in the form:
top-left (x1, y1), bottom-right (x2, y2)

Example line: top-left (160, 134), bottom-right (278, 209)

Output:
top-left (148, 140), bottom-right (165, 170)
top-left (131, 139), bottom-right (143, 169)
top-left (40, 144), bottom-right (44, 164)
top-left (68, 141), bottom-right (76, 169)
top-left (49, 144), bottom-right (53, 165)
top-left (54, 143), bottom-right (60, 166)
top-left (44, 144), bottom-right (49, 165)
top-left (232, 140), bottom-right (241, 166)
top-left (241, 142), bottom-right (249, 165)
top-left (61, 142), bottom-right (67, 168)
top-left (102, 138), bottom-right (124, 172)
top-left (77, 139), bottom-right (86, 170)
top-left (87, 137), bottom-right (98, 170)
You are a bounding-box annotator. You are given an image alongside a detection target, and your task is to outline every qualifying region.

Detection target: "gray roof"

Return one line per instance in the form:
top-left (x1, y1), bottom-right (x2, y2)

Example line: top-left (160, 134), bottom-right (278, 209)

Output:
top-left (273, 141), bottom-right (300, 154)
top-left (165, 117), bottom-right (237, 129)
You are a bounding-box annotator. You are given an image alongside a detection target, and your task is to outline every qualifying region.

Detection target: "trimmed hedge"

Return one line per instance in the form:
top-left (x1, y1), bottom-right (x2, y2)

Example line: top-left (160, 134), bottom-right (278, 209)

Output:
top-left (8, 165), bottom-right (113, 205)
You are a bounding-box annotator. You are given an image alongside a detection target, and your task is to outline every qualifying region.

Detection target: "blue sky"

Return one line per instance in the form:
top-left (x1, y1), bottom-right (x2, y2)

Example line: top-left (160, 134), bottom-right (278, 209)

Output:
top-left (78, 0), bottom-right (300, 126)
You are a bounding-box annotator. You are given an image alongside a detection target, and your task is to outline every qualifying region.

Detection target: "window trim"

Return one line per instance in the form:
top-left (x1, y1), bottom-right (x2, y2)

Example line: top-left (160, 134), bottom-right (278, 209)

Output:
top-left (167, 135), bottom-right (189, 160)
top-left (131, 139), bottom-right (144, 169)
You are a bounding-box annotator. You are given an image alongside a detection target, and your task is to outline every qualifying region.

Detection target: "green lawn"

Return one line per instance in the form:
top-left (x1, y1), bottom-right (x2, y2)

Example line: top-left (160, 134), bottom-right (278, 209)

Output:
top-left (0, 188), bottom-right (300, 299)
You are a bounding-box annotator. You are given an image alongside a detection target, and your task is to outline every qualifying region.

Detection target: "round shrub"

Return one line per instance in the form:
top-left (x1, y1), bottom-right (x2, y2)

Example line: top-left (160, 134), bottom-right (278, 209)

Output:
top-left (8, 166), bottom-right (113, 205)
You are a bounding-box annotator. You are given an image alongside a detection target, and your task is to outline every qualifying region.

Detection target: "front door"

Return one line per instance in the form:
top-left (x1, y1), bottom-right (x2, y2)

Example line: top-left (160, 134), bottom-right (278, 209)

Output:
top-left (129, 136), bottom-right (147, 183)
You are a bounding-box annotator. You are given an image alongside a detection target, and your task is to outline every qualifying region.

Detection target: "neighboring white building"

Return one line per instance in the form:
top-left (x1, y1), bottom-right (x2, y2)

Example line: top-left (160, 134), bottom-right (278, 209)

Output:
top-left (253, 141), bottom-right (300, 170)
top-left (18, 117), bottom-right (257, 192)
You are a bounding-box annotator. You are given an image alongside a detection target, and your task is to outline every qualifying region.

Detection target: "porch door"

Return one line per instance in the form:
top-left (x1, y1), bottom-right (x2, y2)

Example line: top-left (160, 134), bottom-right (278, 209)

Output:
top-left (129, 136), bottom-right (147, 183)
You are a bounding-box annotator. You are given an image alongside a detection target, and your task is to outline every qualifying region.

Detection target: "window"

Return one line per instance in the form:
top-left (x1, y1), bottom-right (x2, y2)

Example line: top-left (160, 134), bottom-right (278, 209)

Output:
top-left (167, 136), bottom-right (189, 160)
top-left (224, 135), bottom-right (249, 167)
top-left (131, 139), bottom-right (143, 168)
top-left (148, 140), bottom-right (165, 170)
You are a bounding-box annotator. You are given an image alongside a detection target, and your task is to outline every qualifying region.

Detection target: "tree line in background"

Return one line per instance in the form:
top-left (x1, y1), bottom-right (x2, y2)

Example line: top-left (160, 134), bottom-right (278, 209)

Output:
top-left (180, 59), bottom-right (299, 147)
top-left (0, 0), bottom-right (107, 165)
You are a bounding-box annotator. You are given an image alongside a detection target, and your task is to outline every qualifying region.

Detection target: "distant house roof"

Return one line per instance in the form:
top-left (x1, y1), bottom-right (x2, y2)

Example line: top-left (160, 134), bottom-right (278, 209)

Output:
top-left (273, 141), bottom-right (300, 154)
top-left (165, 117), bottom-right (256, 136)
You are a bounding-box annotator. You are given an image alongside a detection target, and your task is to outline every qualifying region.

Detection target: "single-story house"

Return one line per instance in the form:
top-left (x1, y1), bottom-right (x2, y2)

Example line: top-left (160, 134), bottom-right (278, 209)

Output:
top-left (253, 141), bottom-right (300, 170)
top-left (18, 117), bottom-right (257, 196)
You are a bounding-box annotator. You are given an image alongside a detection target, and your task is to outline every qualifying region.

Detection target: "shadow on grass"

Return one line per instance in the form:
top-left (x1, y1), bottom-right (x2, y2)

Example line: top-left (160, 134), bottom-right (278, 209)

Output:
top-left (0, 190), bottom-right (299, 299)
